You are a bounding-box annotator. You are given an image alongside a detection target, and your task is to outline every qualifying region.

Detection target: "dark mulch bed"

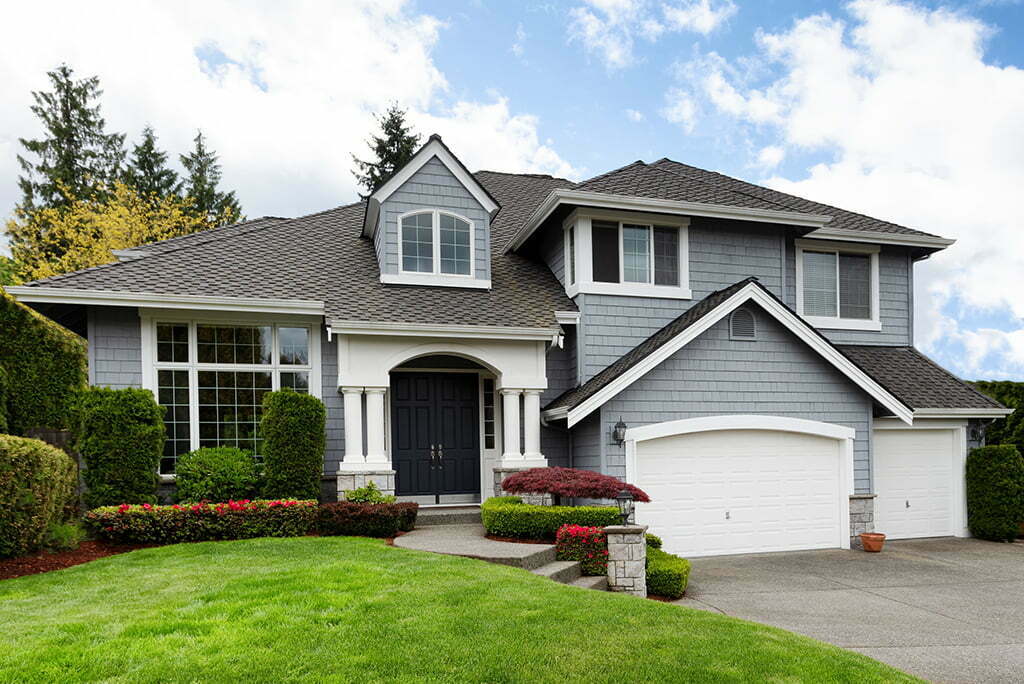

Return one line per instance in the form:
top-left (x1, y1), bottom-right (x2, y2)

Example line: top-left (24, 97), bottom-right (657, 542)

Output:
top-left (0, 541), bottom-right (151, 581)
top-left (485, 534), bottom-right (553, 545)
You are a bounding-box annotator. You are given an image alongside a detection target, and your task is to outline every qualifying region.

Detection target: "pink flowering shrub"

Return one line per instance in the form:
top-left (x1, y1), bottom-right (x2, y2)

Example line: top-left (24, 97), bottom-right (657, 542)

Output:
top-left (556, 524), bottom-right (609, 576)
top-left (499, 467), bottom-right (650, 503)
top-left (83, 499), bottom-right (317, 544)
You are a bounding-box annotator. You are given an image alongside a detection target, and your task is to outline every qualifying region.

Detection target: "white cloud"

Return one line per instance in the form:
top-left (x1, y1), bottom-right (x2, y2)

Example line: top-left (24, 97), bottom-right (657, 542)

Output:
top-left (512, 23), bottom-right (527, 59)
top-left (756, 145), bottom-right (785, 168)
top-left (625, 108), bottom-right (645, 122)
top-left (567, 0), bottom-right (737, 70)
top-left (662, 88), bottom-right (698, 133)
top-left (681, 0), bottom-right (1024, 377)
top-left (0, 0), bottom-right (577, 250)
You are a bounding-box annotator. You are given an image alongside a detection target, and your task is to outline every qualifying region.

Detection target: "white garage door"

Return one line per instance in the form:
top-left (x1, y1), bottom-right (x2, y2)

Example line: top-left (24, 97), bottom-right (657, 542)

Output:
top-left (874, 428), bottom-right (957, 540)
top-left (634, 428), bottom-right (846, 558)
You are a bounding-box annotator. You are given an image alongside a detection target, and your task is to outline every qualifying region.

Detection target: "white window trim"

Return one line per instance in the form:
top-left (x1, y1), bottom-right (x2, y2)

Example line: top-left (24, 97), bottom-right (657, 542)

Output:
top-left (140, 310), bottom-right (323, 477)
top-left (563, 224), bottom-right (576, 287)
top-left (795, 238), bottom-right (881, 331)
top-left (390, 209), bottom-right (484, 289)
top-left (563, 208), bottom-right (692, 300)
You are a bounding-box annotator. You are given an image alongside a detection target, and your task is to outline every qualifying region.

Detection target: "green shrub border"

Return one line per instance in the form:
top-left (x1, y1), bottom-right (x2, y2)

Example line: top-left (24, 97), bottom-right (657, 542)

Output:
top-left (261, 390), bottom-right (326, 500)
top-left (646, 547), bottom-right (691, 599)
top-left (966, 444), bottom-right (1024, 541)
top-left (480, 496), bottom-right (620, 540)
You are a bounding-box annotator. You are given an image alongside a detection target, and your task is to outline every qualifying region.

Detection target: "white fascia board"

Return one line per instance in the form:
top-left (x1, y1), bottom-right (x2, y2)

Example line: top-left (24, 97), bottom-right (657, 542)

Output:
top-left (624, 414), bottom-right (856, 443)
top-left (806, 227), bottom-right (955, 250)
top-left (565, 283), bottom-right (914, 427)
top-left (505, 188), bottom-right (834, 253)
top-left (913, 408), bottom-right (1013, 419)
top-left (328, 319), bottom-right (558, 341)
top-left (542, 406), bottom-right (569, 421)
top-left (555, 310), bottom-right (581, 325)
top-left (380, 272), bottom-right (491, 289)
top-left (6, 286), bottom-right (325, 316)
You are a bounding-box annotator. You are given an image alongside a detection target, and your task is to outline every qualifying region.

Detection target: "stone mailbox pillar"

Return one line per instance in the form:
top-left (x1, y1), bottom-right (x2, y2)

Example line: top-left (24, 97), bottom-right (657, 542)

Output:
top-left (604, 524), bottom-right (647, 597)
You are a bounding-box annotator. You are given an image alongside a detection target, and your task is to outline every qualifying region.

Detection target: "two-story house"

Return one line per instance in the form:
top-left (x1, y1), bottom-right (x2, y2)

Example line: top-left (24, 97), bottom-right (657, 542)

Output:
top-left (9, 135), bottom-right (1009, 558)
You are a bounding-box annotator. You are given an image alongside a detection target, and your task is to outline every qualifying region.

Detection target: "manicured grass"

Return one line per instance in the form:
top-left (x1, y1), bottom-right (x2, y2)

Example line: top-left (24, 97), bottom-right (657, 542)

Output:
top-left (0, 537), bottom-right (917, 683)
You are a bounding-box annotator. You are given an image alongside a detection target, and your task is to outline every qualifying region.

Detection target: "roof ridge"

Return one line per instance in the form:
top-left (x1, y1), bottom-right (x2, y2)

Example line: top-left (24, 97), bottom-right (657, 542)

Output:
top-left (577, 159), bottom-right (647, 187)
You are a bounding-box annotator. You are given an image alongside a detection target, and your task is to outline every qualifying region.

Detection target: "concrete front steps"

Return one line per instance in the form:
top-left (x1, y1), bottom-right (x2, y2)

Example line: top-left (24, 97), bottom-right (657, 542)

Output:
top-left (416, 505), bottom-right (483, 526)
top-left (392, 523), bottom-right (608, 592)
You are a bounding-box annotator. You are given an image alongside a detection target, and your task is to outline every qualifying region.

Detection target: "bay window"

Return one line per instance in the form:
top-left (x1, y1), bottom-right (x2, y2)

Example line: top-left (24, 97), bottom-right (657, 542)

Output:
top-left (145, 318), bottom-right (320, 475)
top-left (796, 239), bottom-right (880, 331)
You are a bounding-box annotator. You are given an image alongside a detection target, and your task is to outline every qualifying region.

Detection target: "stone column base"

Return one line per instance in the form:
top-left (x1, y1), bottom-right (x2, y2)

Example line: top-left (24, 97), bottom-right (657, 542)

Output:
top-left (337, 470), bottom-right (396, 500)
top-left (492, 466), bottom-right (553, 505)
top-left (850, 493), bottom-right (876, 548)
top-left (605, 524), bottom-right (648, 597)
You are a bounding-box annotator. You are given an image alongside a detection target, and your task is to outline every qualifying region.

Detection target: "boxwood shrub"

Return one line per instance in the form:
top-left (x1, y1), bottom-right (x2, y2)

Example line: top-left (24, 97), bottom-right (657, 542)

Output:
top-left (317, 501), bottom-right (418, 538)
top-left (966, 444), bottom-right (1024, 541)
top-left (261, 390), bottom-right (325, 500)
top-left (481, 496), bottom-right (620, 540)
top-left (0, 290), bottom-right (87, 434)
top-left (647, 547), bottom-right (691, 599)
top-left (83, 500), bottom-right (317, 544)
top-left (75, 387), bottom-right (165, 508)
top-left (175, 447), bottom-right (262, 503)
top-left (0, 434), bottom-right (77, 558)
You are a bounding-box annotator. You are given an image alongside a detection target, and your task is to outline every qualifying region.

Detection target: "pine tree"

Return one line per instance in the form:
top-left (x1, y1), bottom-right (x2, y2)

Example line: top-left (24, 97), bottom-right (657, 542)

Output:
top-left (179, 131), bottom-right (242, 227)
top-left (352, 104), bottom-right (421, 196)
top-left (125, 126), bottom-right (180, 203)
top-left (15, 64), bottom-right (125, 213)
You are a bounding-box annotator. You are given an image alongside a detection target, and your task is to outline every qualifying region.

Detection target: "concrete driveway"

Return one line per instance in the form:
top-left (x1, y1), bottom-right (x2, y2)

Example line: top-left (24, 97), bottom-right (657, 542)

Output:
top-left (673, 538), bottom-right (1024, 683)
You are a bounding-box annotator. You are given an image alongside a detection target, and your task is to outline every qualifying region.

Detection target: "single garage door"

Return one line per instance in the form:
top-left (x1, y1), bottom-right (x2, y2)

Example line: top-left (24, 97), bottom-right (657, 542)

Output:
top-left (633, 426), bottom-right (847, 558)
top-left (874, 428), bottom-right (958, 539)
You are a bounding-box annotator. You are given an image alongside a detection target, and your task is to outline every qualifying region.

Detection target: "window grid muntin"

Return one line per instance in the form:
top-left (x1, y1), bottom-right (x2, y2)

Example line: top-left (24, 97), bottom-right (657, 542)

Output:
top-left (439, 213), bottom-right (471, 275)
top-left (157, 369), bottom-right (191, 474)
top-left (399, 209), bottom-right (475, 278)
top-left (401, 211), bottom-right (434, 273)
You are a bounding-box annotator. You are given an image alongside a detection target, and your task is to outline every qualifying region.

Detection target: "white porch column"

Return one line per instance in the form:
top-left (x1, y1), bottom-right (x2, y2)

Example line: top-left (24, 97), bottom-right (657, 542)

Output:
top-left (522, 390), bottom-right (543, 461)
top-left (501, 388), bottom-right (522, 460)
top-left (341, 387), bottom-right (364, 464)
top-left (364, 387), bottom-right (387, 464)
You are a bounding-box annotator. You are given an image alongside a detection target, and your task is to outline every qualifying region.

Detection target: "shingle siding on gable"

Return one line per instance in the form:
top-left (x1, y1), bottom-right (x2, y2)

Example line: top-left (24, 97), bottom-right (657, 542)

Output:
top-left (571, 411), bottom-right (603, 473)
top-left (596, 305), bottom-right (875, 493)
top-left (378, 157), bottom-right (491, 281)
top-left (88, 306), bottom-right (143, 389)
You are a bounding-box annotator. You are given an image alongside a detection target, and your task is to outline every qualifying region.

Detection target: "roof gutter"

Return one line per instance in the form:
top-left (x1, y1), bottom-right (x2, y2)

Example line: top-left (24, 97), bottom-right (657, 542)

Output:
top-left (329, 319), bottom-right (558, 341)
top-left (913, 408), bottom-right (1013, 419)
top-left (806, 227), bottom-right (955, 251)
top-left (6, 286), bottom-right (326, 316)
top-left (504, 188), bottom-right (834, 253)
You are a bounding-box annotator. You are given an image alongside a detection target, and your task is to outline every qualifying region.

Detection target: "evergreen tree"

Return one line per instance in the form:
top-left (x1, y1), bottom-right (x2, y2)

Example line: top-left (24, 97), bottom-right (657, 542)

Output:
top-left (125, 126), bottom-right (180, 203)
top-left (179, 131), bottom-right (242, 227)
top-left (15, 64), bottom-right (125, 213)
top-left (351, 104), bottom-right (421, 195)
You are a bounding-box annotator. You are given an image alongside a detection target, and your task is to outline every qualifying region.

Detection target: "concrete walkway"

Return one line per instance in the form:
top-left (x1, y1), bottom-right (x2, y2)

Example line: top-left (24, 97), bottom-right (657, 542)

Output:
top-left (673, 538), bottom-right (1024, 683)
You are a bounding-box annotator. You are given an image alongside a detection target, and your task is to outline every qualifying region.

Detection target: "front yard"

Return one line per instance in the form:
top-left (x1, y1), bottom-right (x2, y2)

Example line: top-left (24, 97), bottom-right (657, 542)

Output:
top-left (0, 537), bottom-right (915, 682)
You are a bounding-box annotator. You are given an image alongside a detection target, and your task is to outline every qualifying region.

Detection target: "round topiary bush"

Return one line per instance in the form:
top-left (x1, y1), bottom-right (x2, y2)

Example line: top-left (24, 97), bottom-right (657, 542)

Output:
top-left (499, 467), bottom-right (650, 504)
top-left (175, 447), bottom-right (262, 503)
top-left (966, 444), bottom-right (1024, 541)
top-left (261, 389), bottom-right (325, 500)
top-left (0, 434), bottom-right (77, 558)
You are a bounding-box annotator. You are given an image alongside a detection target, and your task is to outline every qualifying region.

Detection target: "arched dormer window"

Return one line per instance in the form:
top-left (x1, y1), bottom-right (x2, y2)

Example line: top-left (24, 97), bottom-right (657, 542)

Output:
top-left (729, 308), bottom-right (756, 340)
top-left (400, 210), bottom-right (473, 276)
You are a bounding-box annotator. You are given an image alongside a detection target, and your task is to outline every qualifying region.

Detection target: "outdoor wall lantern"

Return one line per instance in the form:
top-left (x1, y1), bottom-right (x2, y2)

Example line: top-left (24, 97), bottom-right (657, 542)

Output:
top-left (612, 417), bottom-right (628, 446)
top-left (615, 489), bottom-right (634, 525)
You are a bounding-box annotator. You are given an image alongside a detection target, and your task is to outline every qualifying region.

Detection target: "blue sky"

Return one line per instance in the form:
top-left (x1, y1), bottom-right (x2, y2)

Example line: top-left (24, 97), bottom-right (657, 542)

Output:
top-left (1, 0), bottom-right (1022, 379)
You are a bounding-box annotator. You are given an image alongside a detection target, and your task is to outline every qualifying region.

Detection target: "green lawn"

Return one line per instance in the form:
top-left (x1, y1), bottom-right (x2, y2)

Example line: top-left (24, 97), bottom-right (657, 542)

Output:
top-left (0, 537), bottom-right (917, 683)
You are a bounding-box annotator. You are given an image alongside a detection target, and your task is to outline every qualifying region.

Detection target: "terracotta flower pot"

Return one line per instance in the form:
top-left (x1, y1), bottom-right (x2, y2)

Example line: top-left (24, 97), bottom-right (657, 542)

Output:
top-left (860, 532), bottom-right (886, 552)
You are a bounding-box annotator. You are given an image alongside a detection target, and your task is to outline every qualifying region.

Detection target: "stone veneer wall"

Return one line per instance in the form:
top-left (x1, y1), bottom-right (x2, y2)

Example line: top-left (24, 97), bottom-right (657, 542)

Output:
top-left (849, 494), bottom-right (875, 546)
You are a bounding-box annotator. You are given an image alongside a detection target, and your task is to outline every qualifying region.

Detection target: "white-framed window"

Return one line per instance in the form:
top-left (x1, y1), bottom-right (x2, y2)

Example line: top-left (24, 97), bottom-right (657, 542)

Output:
top-left (142, 314), bottom-right (321, 475)
top-left (399, 209), bottom-right (474, 277)
top-left (563, 210), bottom-right (690, 299)
top-left (795, 239), bottom-right (881, 331)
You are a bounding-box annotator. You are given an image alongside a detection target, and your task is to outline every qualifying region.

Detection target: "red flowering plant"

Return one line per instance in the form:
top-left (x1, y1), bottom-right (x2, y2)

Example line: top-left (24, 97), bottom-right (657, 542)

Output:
top-left (499, 467), bottom-right (649, 505)
top-left (83, 500), bottom-right (317, 544)
top-left (556, 524), bottom-right (609, 575)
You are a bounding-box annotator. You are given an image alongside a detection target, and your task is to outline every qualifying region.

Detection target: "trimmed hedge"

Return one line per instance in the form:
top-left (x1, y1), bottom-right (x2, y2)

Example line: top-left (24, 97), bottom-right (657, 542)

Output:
top-left (0, 435), bottom-right (77, 558)
top-left (0, 365), bottom-right (8, 434)
top-left (966, 444), bottom-right (1024, 541)
top-left (973, 381), bottom-right (1023, 455)
top-left (317, 502), bottom-right (418, 538)
top-left (645, 533), bottom-right (663, 549)
top-left (75, 387), bottom-right (165, 508)
top-left (0, 290), bottom-right (87, 434)
top-left (647, 547), bottom-right (691, 599)
top-left (83, 500), bottom-right (317, 544)
top-left (481, 496), bottom-right (621, 540)
top-left (175, 447), bottom-right (262, 503)
top-left (261, 390), bottom-right (325, 500)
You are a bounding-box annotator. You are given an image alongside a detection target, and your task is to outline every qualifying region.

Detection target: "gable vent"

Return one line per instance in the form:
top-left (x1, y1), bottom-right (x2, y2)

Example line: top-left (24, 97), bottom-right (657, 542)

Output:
top-left (730, 308), bottom-right (757, 340)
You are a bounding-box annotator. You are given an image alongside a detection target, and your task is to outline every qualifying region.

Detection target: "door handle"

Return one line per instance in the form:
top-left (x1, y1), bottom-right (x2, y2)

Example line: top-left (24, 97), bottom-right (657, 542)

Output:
top-left (906, 500), bottom-right (910, 509)
top-left (429, 444), bottom-right (436, 470)
top-left (437, 443), bottom-right (444, 469)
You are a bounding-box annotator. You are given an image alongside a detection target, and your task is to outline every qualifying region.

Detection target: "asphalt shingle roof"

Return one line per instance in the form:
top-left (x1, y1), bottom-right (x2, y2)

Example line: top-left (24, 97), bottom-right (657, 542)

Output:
top-left (837, 345), bottom-right (1004, 410)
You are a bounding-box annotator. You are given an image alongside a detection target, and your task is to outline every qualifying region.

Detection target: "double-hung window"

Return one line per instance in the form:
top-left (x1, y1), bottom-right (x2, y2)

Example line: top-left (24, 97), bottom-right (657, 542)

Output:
top-left (400, 210), bottom-right (473, 277)
top-left (147, 318), bottom-right (319, 475)
top-left (796, 239), bottom-right (880, 331)
top-left (592, 220), bottom-right (683, 287)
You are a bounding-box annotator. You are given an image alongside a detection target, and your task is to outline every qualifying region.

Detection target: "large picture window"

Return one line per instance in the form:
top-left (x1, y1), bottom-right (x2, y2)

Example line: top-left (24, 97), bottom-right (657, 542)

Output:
top-left (590, 220), bottom-right (682, 287)
top-left (400, 210), bottom-right (474, 277)
top-left (147, 319), bottom-right (319, 475)
top-left (796, 239), bottom-right (880, 331)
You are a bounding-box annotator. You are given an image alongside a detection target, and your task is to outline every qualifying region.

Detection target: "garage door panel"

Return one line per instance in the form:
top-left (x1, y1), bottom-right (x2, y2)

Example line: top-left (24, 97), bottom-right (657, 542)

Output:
top-left (634, 429), bottom-right (843, 557)
top-left (874, 429), bottom-right (956, 540)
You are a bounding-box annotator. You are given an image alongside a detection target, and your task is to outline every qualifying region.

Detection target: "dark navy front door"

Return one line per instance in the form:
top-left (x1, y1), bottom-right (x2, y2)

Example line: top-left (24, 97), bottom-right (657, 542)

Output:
top-left (391, 372), bottom-right (480, 502)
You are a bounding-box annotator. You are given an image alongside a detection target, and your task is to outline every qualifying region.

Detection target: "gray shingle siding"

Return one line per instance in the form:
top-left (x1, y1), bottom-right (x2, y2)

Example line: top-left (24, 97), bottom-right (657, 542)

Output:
top-left (87, 306), bottom-right (142, 389)
top-left (379, 157), bottom-right (491, 281)
top-left (321, 327), bottom-right (344, 475)
top-left (571, 412), bottom-right (603, 472)
top-left (599, 305), bottom-right (874, 493)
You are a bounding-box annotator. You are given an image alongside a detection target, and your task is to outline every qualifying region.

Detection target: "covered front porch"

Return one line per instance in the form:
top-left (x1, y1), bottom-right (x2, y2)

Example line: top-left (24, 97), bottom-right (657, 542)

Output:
top-left (332, 330), bottom-right (554, 504)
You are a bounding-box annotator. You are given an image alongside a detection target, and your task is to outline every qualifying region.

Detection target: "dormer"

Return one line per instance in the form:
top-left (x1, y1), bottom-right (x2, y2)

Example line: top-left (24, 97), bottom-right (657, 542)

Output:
top-left (362, 135), bottom-right (500, 289)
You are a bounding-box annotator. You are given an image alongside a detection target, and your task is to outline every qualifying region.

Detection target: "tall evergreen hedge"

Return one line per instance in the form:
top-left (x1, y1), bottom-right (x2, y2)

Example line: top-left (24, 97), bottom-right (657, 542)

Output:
top-left (261, 390), bottom-right (325, 500)
top-left (973, 381), bottom-right (1023, 455)
top-left (965, 444), bottom-right (1024, 541)
top-left (0, 366), bottom-right (8, 434)
top-left (0, 290), bottom-right (87, 434)
top-left (0, 435), bottom-right (77, 558)
top-left (75, 387), bottom-right (165, 507)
